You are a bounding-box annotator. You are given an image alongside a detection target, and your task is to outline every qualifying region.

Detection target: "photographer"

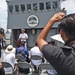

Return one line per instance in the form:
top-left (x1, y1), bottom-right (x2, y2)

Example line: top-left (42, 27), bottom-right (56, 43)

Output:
top-left (37, 12), bottom-right (75, 75)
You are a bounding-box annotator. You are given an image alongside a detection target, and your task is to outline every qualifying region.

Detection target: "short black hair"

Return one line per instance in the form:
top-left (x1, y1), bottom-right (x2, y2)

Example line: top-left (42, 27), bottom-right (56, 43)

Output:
top-left (0, 28), bottom-right (4, 35)
top-left (58, 13), bottom-right (75, 38)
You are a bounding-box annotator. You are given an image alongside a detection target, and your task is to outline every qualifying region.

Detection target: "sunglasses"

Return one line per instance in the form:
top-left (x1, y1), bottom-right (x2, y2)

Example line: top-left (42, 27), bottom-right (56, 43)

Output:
top-left (8, 48), bottom-right (13, 51)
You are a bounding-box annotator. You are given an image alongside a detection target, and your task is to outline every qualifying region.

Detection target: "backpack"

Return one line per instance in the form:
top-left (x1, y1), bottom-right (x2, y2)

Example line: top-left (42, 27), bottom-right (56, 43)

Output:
top-left (62, 43), bottom-right (75, 57)
top-left (69, 44), bottom-right (75, 57)
top-left (57, 44), bottom-right (75, 74)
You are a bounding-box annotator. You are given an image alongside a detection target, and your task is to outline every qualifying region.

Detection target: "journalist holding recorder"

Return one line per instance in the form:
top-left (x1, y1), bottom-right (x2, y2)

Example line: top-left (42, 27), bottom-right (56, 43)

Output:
top-left (37, 12), bottom-right (75, 75)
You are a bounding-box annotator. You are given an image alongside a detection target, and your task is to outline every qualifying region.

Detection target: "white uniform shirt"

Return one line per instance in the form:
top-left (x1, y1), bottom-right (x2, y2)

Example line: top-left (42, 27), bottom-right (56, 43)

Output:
top-left (19, 33), bottom-right (28, 42)
top-left (29, 46), bottom-right (43, 66)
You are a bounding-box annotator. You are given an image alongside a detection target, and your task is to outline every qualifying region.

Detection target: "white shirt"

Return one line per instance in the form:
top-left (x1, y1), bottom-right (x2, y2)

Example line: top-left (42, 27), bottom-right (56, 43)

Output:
top-left (19, 33), bottom-right (28, 42)
top-left (29, 46), bottom-right (43, 65)
top-left (3, 53), bottom-right (16, 74)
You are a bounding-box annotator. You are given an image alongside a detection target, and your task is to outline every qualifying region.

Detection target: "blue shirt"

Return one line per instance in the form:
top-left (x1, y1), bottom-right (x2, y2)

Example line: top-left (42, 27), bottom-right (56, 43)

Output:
top-left (16, 46), bottom-right (29, 60)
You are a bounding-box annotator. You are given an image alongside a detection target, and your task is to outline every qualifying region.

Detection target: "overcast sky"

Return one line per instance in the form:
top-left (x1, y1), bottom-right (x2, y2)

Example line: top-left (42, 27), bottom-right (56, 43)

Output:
top-left (0, 0), bottom-right (75, 32)
top-left (0, 0), bottom-right (7, 32)
top-left (61, 0), bottom-right (75, 14)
